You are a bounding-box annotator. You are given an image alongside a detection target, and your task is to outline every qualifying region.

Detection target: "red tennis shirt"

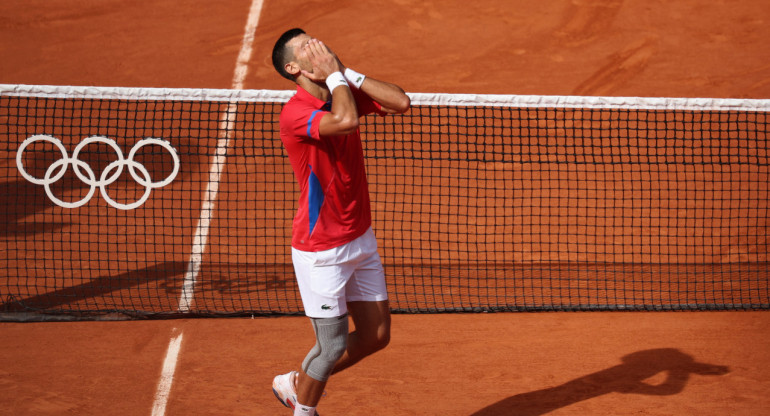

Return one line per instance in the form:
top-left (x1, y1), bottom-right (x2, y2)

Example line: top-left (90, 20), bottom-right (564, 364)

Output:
top-left (279, 85), bottom-right (386, 252)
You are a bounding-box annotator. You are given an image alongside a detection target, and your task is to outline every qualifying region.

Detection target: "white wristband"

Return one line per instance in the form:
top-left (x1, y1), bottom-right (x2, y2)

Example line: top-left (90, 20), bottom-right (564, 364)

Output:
top-left (325, 72), bottom-right (348, 92)
top-left (344, 68), bottom-right (366, 89)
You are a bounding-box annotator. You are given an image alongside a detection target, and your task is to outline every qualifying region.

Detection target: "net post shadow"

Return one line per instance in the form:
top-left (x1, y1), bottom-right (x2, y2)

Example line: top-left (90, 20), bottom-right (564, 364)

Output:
top-left (470, 348), bottom-right (729, 416)
top-left (0, 179), bottom-right (73, 237)
top-left (0, 261), bottom-right (188, 318)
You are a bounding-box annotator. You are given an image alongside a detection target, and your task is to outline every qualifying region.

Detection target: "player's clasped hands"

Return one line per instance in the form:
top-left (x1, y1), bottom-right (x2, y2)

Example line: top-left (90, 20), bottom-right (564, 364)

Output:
top-left (301, 39), bottom-right (343, 82)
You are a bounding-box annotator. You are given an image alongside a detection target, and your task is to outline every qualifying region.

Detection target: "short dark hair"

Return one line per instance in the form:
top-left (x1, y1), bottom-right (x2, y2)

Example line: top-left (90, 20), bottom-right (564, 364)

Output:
top-left (272, 28), bottom-right (306, 81)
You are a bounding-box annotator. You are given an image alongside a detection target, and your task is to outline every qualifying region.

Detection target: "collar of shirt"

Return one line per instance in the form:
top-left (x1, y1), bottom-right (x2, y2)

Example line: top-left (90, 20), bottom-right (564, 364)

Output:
top-left (295, 86), bottom-right (332, 111)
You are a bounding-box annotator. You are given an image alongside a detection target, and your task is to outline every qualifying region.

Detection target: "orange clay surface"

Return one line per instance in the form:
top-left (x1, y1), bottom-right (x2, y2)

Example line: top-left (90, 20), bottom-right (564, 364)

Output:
top-left (1, 0), bottom-right (769, 415)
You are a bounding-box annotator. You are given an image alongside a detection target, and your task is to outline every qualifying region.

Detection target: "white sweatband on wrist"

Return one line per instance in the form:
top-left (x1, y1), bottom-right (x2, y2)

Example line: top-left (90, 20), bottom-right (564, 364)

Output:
top-left (325, 72), bottom-right (348, 92)
top-left (344, 68), bottom-right (366, 88)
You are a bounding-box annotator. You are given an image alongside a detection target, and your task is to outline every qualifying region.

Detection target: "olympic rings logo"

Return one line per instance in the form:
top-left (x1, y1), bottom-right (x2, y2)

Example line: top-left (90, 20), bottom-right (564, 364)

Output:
top-left (16, 135), bottom-right (179, 210)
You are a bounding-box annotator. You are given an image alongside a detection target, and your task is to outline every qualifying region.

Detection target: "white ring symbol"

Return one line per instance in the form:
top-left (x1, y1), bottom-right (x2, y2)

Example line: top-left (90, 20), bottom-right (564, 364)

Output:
top-left (16, 135), bottom-right (179, 210)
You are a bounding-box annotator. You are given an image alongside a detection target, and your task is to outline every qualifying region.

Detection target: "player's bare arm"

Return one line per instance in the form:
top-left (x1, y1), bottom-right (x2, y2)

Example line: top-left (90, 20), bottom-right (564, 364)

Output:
top-left (300, 39), bottom-right (359, 136)
top-left (354, 75), bottom-right (411, 115)
top-left (332, 54), bottom-right (410, 115)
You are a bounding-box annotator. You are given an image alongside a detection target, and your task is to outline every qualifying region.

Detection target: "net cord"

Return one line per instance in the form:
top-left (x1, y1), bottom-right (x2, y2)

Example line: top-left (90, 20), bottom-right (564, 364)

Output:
top-left (2, 84), bottom-right (769, 111)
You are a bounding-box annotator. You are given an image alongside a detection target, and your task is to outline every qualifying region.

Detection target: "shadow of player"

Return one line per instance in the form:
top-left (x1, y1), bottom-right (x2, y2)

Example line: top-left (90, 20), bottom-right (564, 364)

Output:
top-left (471, 348), bottom-right (729, 416)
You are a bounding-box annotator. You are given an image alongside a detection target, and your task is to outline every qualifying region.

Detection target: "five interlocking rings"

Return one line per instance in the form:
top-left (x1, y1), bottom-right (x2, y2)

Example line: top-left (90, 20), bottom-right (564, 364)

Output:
top-left (16, 135), bottom-right (180, 210)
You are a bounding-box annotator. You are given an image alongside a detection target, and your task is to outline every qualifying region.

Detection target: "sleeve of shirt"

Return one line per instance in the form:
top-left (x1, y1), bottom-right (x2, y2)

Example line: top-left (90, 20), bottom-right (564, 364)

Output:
top-left (282, 101), bottom-right (325, 141)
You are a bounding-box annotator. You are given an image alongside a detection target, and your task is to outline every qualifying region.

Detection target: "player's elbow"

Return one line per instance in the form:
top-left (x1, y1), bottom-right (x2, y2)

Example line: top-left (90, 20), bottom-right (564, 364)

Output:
top-left (337, 115), bottom-right (360, 134)
top-left (394, 94), bottom-right (411, 114)
top-left (319, 112), bottom-right (359, 136)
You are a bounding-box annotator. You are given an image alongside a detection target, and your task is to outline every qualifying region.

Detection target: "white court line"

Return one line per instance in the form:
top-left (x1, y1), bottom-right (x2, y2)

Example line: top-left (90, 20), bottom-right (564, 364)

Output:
top-left (151, 330), bottom-right (184, 416)
top-left (151, 1), bottom-right (264, 415)
top-left (178, 0), bottom-right (265, 312)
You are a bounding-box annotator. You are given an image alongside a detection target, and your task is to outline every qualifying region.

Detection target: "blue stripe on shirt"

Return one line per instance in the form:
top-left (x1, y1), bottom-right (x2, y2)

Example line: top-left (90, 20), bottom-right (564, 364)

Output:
top-left (308, 165), bottom-right (324, 236)
top-left (307, 109), bottom-right (322, 137)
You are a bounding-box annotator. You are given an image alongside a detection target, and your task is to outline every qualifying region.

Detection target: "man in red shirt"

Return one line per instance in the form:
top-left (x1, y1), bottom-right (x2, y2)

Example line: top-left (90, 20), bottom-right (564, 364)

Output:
top-left (270, 28), bottom-right (410, 416)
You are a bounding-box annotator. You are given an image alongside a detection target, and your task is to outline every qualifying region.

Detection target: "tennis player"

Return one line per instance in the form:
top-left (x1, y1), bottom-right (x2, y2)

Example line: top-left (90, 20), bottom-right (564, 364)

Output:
top-left (270, 28), bottom-right (410, 416)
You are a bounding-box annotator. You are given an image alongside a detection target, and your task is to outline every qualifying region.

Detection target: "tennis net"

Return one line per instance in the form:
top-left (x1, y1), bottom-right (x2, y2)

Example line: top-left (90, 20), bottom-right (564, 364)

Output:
top-left (1, 84), bottom-right (768, 320)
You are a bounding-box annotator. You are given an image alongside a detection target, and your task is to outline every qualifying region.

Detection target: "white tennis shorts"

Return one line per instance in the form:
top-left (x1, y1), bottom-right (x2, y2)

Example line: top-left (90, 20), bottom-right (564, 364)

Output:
top-left (292, 227), bottom-right (388, 318)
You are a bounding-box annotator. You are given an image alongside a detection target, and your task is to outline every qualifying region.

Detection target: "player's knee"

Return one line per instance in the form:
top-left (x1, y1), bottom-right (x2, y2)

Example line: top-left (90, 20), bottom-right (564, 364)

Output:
top-left (374, 327), bottom-right (390, 351)
top-left (381, 329), bottom-right (391, 349)
top-left (303, 315), bottom-right (349, 382)
top-left (362, 324), bottom-right (390, 353)
top-left (322, 334), bottom-right (348, 362)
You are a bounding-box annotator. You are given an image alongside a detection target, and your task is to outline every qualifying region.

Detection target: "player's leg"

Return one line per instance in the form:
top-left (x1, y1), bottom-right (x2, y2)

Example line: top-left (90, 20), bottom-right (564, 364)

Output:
top-left (275, 315), bottom-right (347, 415)
top-left (274, 228), bottom-right (386, 414)
top-left (332, 299), bottom-right (391, 374)
top-left (274, 245), bottom-right (353, 415)
top-left (295, 314), bottom-right (348, 411)
top-left (332, 227), bottom-right (391, 373)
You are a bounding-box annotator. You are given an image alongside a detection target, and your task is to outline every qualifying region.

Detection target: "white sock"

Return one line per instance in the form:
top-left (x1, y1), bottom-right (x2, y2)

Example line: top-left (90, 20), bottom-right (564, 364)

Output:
top-left (293, 403), bottom-right (316, 416)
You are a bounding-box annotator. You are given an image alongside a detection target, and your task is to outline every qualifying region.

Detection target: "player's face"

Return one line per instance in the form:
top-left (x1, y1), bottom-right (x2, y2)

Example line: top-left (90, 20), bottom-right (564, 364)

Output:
top-left (287, 34), bottom-right (315, 74)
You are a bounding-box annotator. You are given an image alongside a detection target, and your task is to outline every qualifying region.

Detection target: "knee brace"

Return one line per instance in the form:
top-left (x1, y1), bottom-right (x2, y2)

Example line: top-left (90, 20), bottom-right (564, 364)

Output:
top-left (302, 314), bottom-right (349, 382)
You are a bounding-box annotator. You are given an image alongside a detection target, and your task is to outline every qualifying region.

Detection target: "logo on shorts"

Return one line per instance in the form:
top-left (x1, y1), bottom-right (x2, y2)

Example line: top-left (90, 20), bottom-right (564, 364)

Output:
top-left (321, 304), bottom-right (334, 311)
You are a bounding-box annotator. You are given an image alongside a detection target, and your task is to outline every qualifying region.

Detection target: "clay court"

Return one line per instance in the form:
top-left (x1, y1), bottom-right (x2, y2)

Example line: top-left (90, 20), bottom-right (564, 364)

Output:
top-left (1, 0), bottom-right (769, 415)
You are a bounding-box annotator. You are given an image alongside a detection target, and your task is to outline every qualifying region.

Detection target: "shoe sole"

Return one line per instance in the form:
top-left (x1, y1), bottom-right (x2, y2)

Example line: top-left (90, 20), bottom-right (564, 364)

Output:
top-left (272, 387), bottom-right (294, 409)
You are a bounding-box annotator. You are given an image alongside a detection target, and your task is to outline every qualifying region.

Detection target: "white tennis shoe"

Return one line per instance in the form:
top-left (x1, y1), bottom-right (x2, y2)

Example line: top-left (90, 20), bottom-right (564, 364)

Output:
top-left (272, 371), bottom-right (324, 415)
top-left (272, 371), bottom-right (298, 410)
